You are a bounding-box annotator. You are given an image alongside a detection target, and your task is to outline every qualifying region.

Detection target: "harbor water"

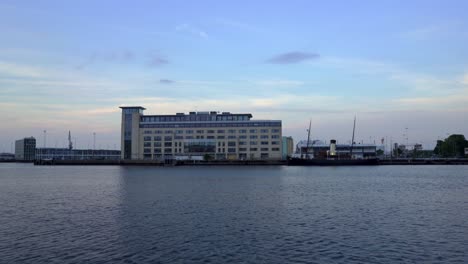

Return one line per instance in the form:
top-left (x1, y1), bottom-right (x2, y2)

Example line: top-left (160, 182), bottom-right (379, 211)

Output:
top-left (0, 163), bottom-right (467, 263)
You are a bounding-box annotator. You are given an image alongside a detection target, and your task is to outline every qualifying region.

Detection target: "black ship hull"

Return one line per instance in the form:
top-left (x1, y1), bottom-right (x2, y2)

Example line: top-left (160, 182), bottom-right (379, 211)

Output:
top-left (288, 158), bottom-right (379, 166)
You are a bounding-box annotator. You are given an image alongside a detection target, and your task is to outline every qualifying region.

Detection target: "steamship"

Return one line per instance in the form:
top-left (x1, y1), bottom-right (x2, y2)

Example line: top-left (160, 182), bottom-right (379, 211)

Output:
top-left (287, 119), bottom-right (379, 166)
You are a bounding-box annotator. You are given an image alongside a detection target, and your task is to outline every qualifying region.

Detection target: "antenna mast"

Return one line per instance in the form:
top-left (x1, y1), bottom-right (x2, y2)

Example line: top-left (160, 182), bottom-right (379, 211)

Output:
top-left (68, 131), bottom-right (73, 150)
top-left (350, 116), bottom-right (356, 158)
top-left (306, 120), bottom-right (312, 159)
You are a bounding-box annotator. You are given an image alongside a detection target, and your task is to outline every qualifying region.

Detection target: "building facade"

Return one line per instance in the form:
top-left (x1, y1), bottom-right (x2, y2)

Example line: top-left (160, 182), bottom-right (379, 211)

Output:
top-left (281, 136), bottom-right (294, 159)
top-left (36, 148), bottom-right (121, 160)
top-left (120, 106), bottom-right (282, 160)
top-left (15, 137), bottom-right (36, 160)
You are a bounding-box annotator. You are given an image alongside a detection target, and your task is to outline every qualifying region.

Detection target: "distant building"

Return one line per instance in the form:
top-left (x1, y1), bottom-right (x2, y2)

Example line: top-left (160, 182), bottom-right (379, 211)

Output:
top-left (0, 153), bottom-right (15, 160)
top-left (15, 137), bottom-right (36, 161)
top-left (120, 106), bottom-right (282, 160)
top-left (36, 148), bottom-right (121, 160)
top-left (281, 136), bottom-right (294, 159)
top-left (413, 144), bottom-right (423, 151)
top-left (295, 140), bottom-right (377, 159)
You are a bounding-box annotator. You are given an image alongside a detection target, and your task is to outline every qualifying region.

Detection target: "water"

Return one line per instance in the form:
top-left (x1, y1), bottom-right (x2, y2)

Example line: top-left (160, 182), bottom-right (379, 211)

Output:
top-left (0, 163), bottom-right (467, 263)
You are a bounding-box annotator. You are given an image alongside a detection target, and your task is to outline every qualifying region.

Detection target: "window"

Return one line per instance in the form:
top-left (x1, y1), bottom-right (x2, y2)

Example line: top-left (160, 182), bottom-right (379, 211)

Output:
top-left (186, 130), bottom-right (194, 134)
top-left (155, 130), bottom-right (163, 134)
top-left (239, 141), bottom-right (247, 145)
top-left (164, 136), bottom-right (172, 141)
top-left (228, 141), bottom-right (236, 146)
top-left (175, 130), bottom-right (183, 134)
top-left (239, 148), bottom-right (247, 152)
top-left (239, 135), bottom-right (247, 139)
top-left (272, 129), bottom-right (280, 133)
top-left (261, 148), bottom-right (269, 151)
top-left (144, 142), bottom-right (151, 147)
top-left (154, 142), bottom-right (162, 147)
top-left (271, 141), bottom-right (280, 145)
top-left (143, 130), bottom-right (153, 134)
top-left (228, 135), bottom-right (236, 139)
top-left (239, 129), bottom-right (247, 133)
top-left (164, 142), bottom-right (172, 147)
top-left (228, 129), bottom-right (236, 134)
top-left (207, 136), bottom-right (215, 139)
top-left (164, 148), bottom-right (172, 153)
top-left (217, 136), bottom-right (225, 139)
top-left (228, 148), bottom-right (236, 153)
top-left (196, 130), bottom-right (204, 134)
top-left (217, 130), bottom-right (225, 133)
top-left (250, 148), bottom-right (258, 151)
top-left (261, 141), bottom-right (268, 145)
top-left (175, 136), bottom-right (183, 140)
top-left (207, 130), bottom-right (215, 134)
top-left (272, 148), bottom-right (280, 151)
top-left (261, 135), bottom-right (269, 139)
top-left (144, 148), bottom-right (151, 153)
top-left (250, 141), bottom-right (257, 145)
top-left (154, 148), bottom-right (162, 153)
top-left (144, 136), bottom-right (152, 141)
top-left (250, 135), bottom-right (258, 139)
top-left (185, 136), bottom-right (194, 139)
top-left (250, 129), bottom-right (257, 133)
top-left (165, 130), bottom-right (172, 134)
top-left (261, 153), bottom-right (269, 159)
top-left (271, 135), bottom-right (280, 139)
top-left (154, 136), bottom-right (162, 141)
top-left (260, 129), bottom-right (269, 133)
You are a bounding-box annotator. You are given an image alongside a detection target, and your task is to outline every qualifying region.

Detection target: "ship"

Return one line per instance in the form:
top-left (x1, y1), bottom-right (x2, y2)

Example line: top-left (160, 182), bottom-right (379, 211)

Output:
top-left (287, 118), bottom-right (379, 166)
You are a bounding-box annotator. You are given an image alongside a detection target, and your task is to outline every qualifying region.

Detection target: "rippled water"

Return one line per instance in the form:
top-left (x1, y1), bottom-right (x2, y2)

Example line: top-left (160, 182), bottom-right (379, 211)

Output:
top-left (0, 163), bottom-right (467, 263)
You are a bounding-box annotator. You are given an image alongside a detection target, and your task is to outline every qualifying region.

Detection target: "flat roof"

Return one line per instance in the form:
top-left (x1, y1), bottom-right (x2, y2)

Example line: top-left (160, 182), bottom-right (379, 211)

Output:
top-left (119, 106), bottom-right (146, 110)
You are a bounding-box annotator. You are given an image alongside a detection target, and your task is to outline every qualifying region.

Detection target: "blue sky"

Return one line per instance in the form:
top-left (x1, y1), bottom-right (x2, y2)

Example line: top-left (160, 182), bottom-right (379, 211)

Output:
top-left (1, 0), bottom-right (467, 151)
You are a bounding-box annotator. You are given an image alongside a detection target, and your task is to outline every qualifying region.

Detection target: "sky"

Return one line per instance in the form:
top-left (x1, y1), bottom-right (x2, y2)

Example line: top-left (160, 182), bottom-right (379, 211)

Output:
top-left (1, 0), bottom-right (468, 152)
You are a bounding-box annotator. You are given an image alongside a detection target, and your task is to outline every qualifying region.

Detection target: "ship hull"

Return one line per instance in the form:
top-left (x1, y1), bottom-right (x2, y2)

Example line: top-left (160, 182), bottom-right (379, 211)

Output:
top-left (288, 158), bottom-right (379, 166)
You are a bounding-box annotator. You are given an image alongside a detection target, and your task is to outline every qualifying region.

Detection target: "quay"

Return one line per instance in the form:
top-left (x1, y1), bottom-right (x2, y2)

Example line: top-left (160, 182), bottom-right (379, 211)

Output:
top-left (28, 158), bottom-right (468, 166)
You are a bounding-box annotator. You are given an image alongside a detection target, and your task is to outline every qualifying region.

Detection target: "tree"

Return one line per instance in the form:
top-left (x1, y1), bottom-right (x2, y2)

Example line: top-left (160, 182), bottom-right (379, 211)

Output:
top-left (434, 135), bottom-right (468, 157)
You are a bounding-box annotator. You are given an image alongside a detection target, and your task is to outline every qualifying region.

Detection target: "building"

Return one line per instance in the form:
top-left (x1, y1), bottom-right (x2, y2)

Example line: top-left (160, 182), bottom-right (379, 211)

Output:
top-left (295, 139), bottom-right (377, 159)
top-left (120, 106), bottom-right (282, 160)
top-left (281, 136), bottom-right (294, 159)
top-left (0, 153), bottom-right (15, 160)
top-left (36, 148), bottom-right (121, 160)
top-left (15, 137), bottom-right (36, 161)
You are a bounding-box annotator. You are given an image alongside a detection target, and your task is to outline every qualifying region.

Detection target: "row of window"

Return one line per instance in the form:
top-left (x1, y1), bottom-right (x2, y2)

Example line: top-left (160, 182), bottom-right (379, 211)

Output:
top-left (144, 140), bottom-right (280, 146)
top-left (141, 115), bottom-right (250, 123)
top-left (143, 135), bottom-right (280, 141)
top-left (143, 147), bottom-right (280, 153)
top-left (140, 122), bottom-right (281, 129)
top-left (143, 129), bottom-right (280, 134)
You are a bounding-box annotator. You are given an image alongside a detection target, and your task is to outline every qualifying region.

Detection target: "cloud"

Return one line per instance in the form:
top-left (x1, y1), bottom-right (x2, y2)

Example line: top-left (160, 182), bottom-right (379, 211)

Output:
top-left (255, 79), bottom-right (304, 87)
top-left (147, 55), bottom-right (169, 67)
top-left (266, 52), bottom-right (319, 64)
top-left (463, 73), bottom-right (468, 86)
top-left (0, 61), bottom-right (48, 78)
top-left (175, 23), bottom-right (208, 38)
top-left (400, 21), bottom-right (462, 40)
top-left (75, 51), bottom-right (135, 70)
top-left (160, 79), bottom-right (175, 84)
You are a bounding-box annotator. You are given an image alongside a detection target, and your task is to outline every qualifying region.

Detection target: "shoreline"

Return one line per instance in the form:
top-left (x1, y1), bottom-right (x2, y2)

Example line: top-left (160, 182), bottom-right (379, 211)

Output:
top-left (2, 159), bottom-right (468, 166)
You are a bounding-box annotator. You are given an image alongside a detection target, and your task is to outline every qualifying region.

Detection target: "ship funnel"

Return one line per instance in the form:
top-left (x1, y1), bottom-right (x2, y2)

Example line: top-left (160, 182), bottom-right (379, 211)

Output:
top-left (330, 139), bottom-right (337, 156)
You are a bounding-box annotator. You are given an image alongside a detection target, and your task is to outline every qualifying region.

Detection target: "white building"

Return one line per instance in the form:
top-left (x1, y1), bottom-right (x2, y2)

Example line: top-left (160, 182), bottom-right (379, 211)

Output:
top-left (120, 106), bottom-right (282, 160)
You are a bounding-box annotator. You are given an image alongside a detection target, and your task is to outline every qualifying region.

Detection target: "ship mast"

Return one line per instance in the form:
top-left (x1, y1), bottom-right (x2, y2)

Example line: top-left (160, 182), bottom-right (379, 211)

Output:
top-left (306, 120), bottom-right (312, 159)
top-left (350, 116), bottom-right (356, 158)
top-left (68, 131), bottom-right (73, 150)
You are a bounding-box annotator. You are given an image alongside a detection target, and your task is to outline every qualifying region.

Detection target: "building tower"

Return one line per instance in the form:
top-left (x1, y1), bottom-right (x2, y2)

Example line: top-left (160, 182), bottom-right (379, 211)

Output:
top-left (120, 106), bottom-right (146, 160)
